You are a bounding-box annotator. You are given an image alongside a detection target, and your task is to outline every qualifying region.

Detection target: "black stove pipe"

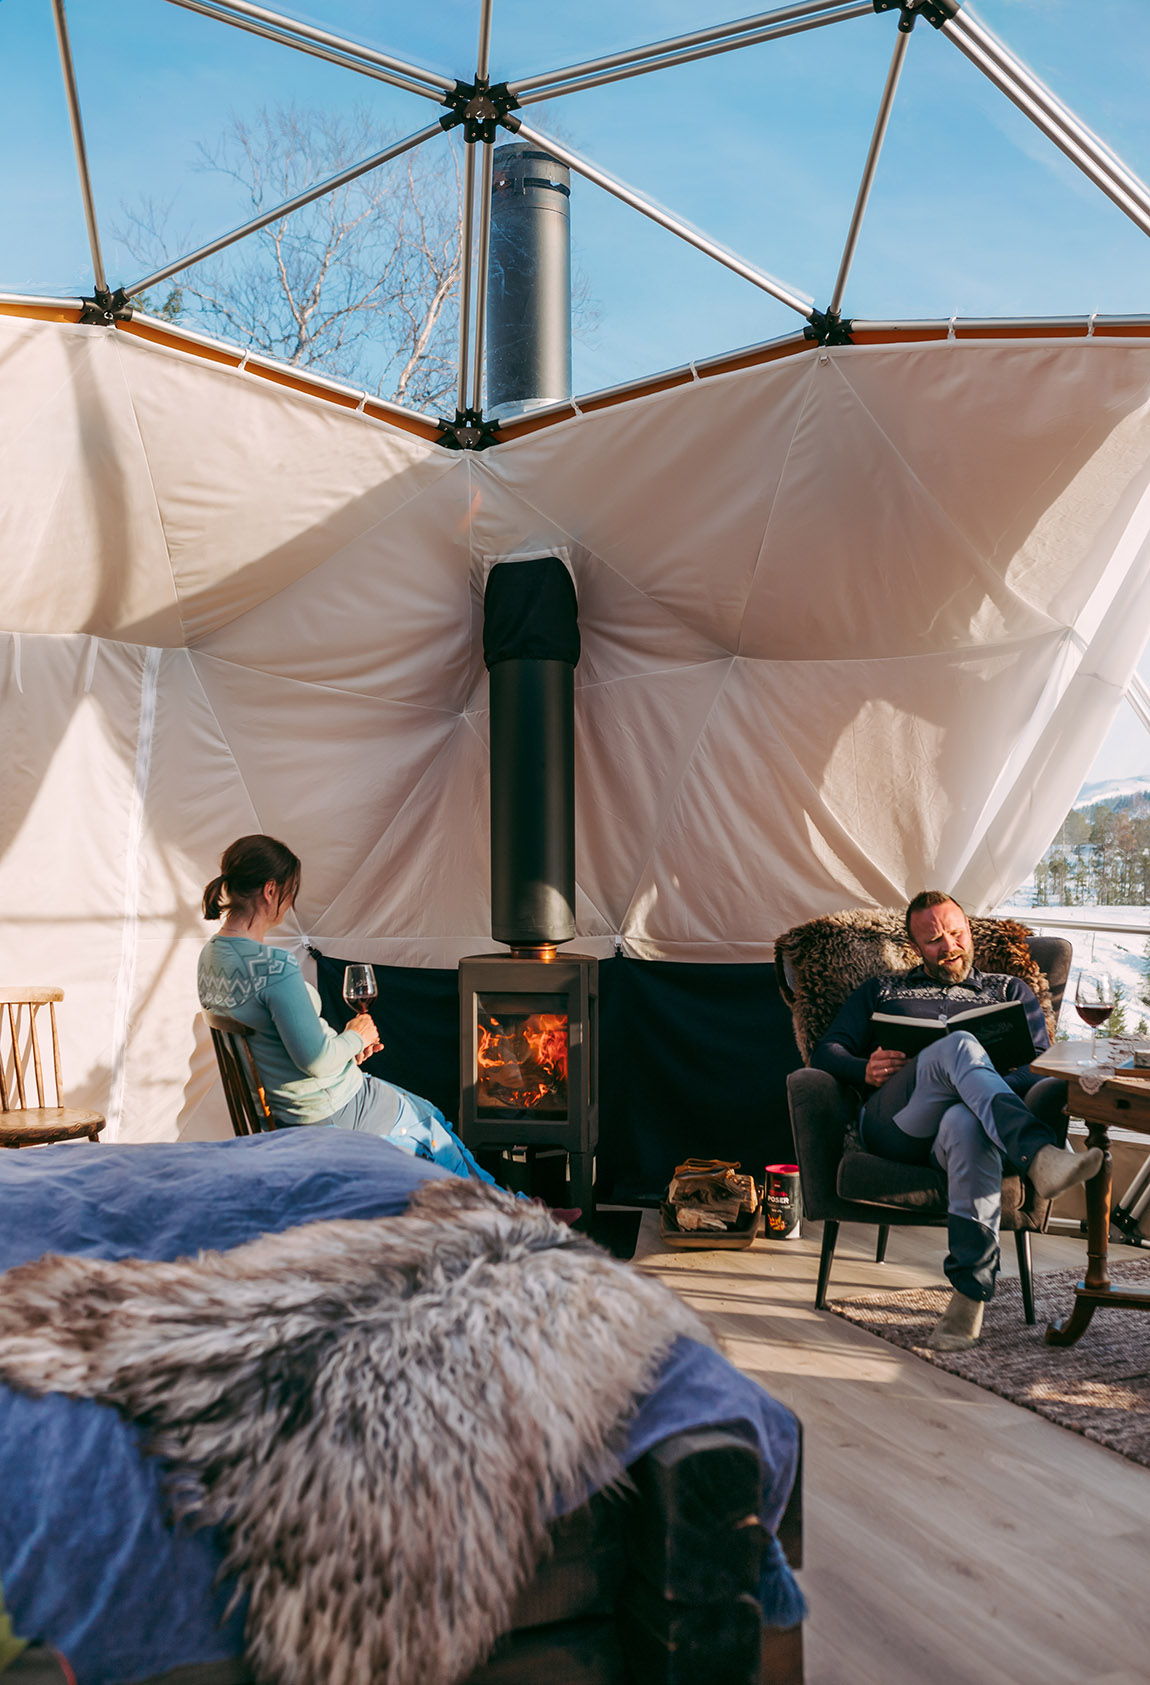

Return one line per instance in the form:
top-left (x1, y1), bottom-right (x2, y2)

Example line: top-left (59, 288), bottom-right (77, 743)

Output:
top-left (483, 557), bottom-right (580, 948)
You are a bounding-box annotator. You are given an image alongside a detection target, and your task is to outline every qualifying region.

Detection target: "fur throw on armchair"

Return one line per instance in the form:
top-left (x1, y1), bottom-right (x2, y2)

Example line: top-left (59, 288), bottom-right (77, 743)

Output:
top-left (0, 1177), bottom-right (707, 1685)
top-left (775, 907), bottom-right (1053, 1064)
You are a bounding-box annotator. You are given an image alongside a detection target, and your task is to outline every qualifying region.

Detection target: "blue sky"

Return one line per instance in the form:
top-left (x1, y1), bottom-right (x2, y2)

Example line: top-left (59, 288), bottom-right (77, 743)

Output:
top-left (3, 0), bottom-right (1150, 780)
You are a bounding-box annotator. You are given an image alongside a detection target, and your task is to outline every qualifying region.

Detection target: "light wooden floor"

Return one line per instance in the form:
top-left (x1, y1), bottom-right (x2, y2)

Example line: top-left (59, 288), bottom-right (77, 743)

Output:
top-left (633, 1215), bottom-right (1150, 1685)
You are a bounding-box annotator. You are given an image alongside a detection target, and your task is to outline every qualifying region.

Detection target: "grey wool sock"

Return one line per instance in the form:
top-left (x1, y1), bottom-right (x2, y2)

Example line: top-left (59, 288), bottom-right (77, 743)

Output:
top-left (1028, 1143), bottom-right (1104, 1202)
top-left (927, 1289), bottom-right (984, 1352)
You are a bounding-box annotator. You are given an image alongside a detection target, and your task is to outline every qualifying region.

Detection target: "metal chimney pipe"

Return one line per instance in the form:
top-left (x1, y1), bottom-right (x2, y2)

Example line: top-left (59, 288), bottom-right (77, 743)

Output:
top-left (486, 142), bottom-right (572, 419)
top-left (483, 557), bottom-right (579, 948)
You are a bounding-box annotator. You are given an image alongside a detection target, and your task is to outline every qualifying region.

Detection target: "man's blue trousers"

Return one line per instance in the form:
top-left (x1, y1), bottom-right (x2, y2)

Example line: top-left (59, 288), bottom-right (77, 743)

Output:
top-left (860, 1032), bottom-right (1066, 1301)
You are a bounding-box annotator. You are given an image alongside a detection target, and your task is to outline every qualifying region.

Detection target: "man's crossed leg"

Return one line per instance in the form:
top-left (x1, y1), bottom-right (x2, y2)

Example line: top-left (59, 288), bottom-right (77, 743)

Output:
top-left (861, 1032), bottom-right (1101, 1349)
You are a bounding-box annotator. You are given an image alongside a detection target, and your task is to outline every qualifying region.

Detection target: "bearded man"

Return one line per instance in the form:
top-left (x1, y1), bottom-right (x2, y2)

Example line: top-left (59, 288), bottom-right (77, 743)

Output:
top-left (811, 891), bottom-right (1101, 1351)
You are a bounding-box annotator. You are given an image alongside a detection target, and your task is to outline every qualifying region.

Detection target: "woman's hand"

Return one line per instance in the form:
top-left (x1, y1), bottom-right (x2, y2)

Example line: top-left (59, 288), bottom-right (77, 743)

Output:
top-left (347, 1013), bottom-right (383, 1061)
top-left (865, 1047), bottom-right (907, 1087)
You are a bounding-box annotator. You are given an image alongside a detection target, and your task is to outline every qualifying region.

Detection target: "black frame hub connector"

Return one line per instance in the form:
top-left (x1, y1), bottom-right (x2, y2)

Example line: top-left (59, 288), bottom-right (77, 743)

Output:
top-left (440, 79), bottom-right (521, 145)
top-left (872, 0), bottom-right (961, 29)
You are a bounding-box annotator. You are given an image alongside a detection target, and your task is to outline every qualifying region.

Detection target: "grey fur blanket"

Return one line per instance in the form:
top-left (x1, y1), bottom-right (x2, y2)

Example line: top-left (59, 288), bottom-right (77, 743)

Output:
top-left (0, 1177), bottom-right (707, 1685)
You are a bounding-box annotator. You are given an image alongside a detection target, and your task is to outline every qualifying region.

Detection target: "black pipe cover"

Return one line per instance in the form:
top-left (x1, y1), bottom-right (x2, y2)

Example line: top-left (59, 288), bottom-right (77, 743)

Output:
top-left (483, 556), bottom-right (580, 668)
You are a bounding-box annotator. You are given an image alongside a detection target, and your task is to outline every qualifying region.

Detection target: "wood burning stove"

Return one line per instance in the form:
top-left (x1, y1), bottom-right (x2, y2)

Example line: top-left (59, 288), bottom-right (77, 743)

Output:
top-left (458, 948), bottom-right (598, 1212)
top-left (459, 555), bottom-right (599, 1214)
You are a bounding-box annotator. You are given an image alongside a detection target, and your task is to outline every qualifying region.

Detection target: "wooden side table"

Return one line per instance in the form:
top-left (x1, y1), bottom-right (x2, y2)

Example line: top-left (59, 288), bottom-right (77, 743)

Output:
top-left (1031, 1041), bottom-right (1150, 1345)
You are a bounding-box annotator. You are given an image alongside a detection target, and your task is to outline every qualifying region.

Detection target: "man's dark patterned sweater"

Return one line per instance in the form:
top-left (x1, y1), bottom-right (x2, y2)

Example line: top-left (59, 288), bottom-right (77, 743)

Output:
top-left (810, 965), bottom-right (1050, 1100)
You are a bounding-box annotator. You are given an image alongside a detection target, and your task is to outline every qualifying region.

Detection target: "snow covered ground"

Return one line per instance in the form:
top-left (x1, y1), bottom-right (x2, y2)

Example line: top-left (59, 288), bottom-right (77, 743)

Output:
top-left (997, 894), bottom-right (1150, 1038)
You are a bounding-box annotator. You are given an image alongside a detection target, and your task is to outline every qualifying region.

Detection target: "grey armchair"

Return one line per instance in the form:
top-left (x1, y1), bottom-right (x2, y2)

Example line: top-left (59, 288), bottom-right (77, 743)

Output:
top-left (776, 912), bottom-right (1072, 1325)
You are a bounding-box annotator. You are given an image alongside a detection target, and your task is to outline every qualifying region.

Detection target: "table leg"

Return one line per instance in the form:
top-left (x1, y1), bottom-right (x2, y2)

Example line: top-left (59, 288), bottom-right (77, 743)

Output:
top-left (1046, 1121), bottom-right (1111, 1347)
top-left (1082, 1121), bottom-right (1113, 1291)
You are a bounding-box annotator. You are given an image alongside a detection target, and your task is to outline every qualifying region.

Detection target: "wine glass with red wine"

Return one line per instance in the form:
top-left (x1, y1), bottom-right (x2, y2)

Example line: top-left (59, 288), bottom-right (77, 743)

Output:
top-left (343, 963), bottom-right (378, 1013)
top-left (1075, 968), bottom-right (1116, 1067)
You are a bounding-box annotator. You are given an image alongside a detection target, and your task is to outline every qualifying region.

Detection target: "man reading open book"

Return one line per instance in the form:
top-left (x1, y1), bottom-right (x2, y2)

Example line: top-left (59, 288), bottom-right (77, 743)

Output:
top-left (811, 891), bottom-right (1101, 1352)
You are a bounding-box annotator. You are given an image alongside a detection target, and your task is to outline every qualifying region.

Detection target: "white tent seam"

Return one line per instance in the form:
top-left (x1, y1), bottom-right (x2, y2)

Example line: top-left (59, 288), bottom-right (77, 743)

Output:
top-left (178, 449), bottom-right (468, 638)
top-left (0, 623), bottom-right (1066, 670)
top-left (188, 647), bottom-right (471, 716)
top-left (181, 647), bottom-right (302, 951)
top-left (826, 353), bottom-right (1070, 625)
top-left (948, 629), bottom-right (1092, 886)
top-left (0, 325), bottom-right (101, 467)
top-left (572, 878), bottom-right (618, 942)
top-left (485, 337), bottom-right (1150, 459)
top-left (737, 628), bottom-right (1073, 667)
top-left (0, 628), bottom-right (1070, 676)
top-left (746, 708), bottom-right (908, 907)
top-left (579, 630), bottom-right (1068, 673)
top-left (617, 656), bottom-right (738, 934)
top-left (81, 635), bottom-right (98, 693)
top-left (574, 657), bottom-right (736, 694)
top-left (829, 349), bottom-right (1119, 627)
top-left (737, 355), bottom-right (821, 648)
top-left (1126, 670), bottom-right (1150, 736)
top-left (466, 452), bottom-right (477, 578)
top-left (310, 714), bottom-right (482, 934)
top-left (470, 458), bottom-right (736, 653)
top-left (106, 645), bottom-right (161, 1141)
top-left (111, 325), bottom-right (449, 446)
top-left (114, 335), bottom-right (189, 645)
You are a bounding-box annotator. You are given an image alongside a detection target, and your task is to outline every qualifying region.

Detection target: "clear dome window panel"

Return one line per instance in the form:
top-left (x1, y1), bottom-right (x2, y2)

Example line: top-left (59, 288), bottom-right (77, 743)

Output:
top-left (0, 0), bottom-right (92, 295)
top-left (562, 182), bottom-right (804, 397)
top-left (7, 0), bottom-right (1150, 393)
top-left (517, 18), bottom-right (893, 323)
top-left (120, 118), bottom-right (464, 410)
top-left (0, 0), bottom-right (448, 304)
top-left (229, 0), bottom-right (474, 87)
top-left (842, 23), bottom-right (1150, 323)
top-left (490, 1), bottom-right (787, 88)
top-left (959, 0), bottom-right (1150, 192)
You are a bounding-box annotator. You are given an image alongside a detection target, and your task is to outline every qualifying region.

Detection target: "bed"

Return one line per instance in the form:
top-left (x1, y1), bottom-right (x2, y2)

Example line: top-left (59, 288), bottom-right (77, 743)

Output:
top-left (0, 1131), bottom-right (803, 1684)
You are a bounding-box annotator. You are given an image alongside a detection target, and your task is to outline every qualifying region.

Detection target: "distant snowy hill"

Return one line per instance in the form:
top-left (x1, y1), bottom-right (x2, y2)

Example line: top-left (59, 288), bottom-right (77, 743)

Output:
top-left (1073, 775), bottom-right (1150, 809)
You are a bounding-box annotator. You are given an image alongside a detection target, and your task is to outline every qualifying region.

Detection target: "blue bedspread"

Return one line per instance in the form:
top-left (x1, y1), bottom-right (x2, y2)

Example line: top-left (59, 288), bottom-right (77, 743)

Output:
top-left (0, 1133), bottom-right (803, 1682)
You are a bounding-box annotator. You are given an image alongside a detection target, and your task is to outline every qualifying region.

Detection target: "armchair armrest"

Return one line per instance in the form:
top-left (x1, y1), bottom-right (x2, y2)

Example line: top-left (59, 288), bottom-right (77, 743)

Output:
top-left (786, 1069), bottom-right (857, 1223)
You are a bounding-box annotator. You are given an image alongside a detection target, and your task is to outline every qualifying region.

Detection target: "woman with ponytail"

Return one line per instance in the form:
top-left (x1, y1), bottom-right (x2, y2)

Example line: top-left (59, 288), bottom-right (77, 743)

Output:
top-left (197, 835), bottom-right (495, 1182)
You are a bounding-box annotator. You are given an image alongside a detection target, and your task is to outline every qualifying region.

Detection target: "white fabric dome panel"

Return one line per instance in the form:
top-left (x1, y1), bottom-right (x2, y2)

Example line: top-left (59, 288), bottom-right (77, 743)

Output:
top-left (3, 315), bottom-right (1150, 1137)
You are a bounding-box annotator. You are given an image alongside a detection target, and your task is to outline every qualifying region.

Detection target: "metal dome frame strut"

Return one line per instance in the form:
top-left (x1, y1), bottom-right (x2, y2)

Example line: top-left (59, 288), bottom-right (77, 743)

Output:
top-left (37, 0), bottom-right (1150, 442)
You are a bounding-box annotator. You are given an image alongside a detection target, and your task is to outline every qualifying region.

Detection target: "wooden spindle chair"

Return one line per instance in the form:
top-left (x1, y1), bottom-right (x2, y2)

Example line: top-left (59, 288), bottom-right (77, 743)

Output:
top-left (0, 987), bottom-right (105, 1148)
top-left (204, 1012), bottom-right (275, 1135)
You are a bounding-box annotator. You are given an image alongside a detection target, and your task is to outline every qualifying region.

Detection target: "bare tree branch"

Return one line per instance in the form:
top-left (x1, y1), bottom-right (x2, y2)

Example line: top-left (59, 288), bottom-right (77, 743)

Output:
top-left (115, 104), bottom-right (463, 411)
top-left (115, 104), bottom-right (598, 413)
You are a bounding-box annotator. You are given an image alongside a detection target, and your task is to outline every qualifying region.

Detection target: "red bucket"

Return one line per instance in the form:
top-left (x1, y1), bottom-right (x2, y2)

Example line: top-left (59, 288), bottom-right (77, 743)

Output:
top-left (764, 1164), bottom-right (802, 1240)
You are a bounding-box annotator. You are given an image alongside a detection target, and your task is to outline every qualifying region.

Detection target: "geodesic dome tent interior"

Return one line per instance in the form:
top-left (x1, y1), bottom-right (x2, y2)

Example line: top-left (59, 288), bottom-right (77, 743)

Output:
top-left (5, 0), bottom-right (1150, 1148)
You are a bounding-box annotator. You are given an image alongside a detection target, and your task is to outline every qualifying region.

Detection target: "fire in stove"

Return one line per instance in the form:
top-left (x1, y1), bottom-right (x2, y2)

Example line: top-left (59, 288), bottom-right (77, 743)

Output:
top-left (459, 951), bottom-right (597, 1214)
top-left (477, 1007), bottom-right (568, 1117)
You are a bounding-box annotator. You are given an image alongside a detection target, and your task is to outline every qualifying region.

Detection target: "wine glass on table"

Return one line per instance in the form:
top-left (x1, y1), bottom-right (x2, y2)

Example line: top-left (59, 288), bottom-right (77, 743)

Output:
top-left (1075, 968), bottom-right (1116, 1068)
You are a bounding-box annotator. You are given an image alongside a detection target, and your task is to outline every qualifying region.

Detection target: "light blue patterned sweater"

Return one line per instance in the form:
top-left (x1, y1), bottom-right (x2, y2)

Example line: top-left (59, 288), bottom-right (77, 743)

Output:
top-left (197, 935), bottom-right (363, 1125)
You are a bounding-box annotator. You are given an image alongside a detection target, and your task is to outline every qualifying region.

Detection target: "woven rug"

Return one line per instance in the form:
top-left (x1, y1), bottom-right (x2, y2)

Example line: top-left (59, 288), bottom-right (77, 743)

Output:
top-left (827, 1260), bottom-right (1150, 1468)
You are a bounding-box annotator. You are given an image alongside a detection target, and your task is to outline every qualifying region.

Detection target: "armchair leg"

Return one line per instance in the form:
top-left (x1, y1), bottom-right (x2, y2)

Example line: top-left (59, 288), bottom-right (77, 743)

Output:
top-left (815, 1221), bottom-right (839, 1310)
top-left (875, 1225), bottom-right (889, 1264)
top-left (1014, 1229), bottom-right (1036, 1326)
